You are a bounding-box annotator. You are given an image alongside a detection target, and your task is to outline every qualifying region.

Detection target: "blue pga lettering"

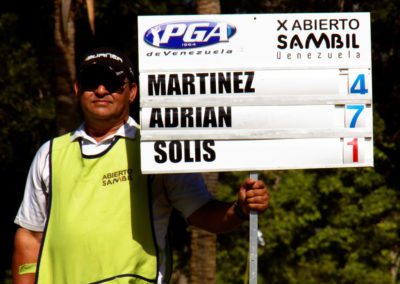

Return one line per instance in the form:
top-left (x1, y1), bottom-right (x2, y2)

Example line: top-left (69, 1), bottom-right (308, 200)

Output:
top-left (144, 21), bottom-right (236, 48)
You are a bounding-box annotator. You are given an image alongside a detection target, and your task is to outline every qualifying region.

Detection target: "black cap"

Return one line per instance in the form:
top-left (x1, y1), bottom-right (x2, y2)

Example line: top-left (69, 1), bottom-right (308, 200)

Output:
top-left (78, 47), bottom-right (135, 82)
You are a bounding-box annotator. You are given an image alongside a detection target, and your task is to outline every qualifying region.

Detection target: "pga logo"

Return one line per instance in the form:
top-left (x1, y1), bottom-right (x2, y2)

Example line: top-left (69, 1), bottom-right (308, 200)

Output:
top-left (144, 21), bottom-right (236, 49)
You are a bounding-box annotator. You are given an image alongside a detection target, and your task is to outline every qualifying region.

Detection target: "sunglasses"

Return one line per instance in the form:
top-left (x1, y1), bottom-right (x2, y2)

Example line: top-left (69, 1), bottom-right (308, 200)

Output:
top-left (79, 68), bottom-right (128, 94)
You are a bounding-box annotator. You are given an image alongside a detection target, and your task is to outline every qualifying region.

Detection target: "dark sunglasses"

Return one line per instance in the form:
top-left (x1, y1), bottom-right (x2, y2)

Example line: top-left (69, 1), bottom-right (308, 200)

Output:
top-left (79, 68), bottom-right (128, 93)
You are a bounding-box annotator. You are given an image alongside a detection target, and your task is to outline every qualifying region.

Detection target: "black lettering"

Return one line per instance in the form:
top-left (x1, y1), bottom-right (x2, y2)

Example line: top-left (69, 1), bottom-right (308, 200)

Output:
top-left (244, 72), bottom-right (255, 93)
top-left (184, 140), bottom-right (194, 162)
top-left (195, 140), bottom-right (201, 162)
top-left (319, 19), bottom-right (328, 30)
top-left (277, 35), bottom-right (287, 49)
top-left (169, 141), bottom-right (182, 163)
top-left (331, 34), bottom-right (343, 48)
top-left (181, 107), bottom-right (194, 127)
top-left (154, 141), bottom-right (167, 163)
top-left (203, 107), bottom-right (217, 127)
top-left (165, 108), bottom-right (179, 127)
top-left (290, 35), bottom-right (304, 49)
top-left (203, 140), bottom-right (216, 162)
top-left (148, 75), bottom-right (166, 96)
top-left (210, 73), bottom-right (217, 94)
top-left (182, 73), bottom-right (195, 94)
top-left (167, 74), bottom-right (181, 95)
top-left (196, 107), bottom-right (202, 127)
top-left (277, 19), bottom-right (287, 31)
top-left (330, 19), bottom-right (339, 30)
top-left (149, 108), bottom-right (164, 128)
top-left (351, 34), bottom-right (359, 48)
top-left (303, 19), bottom-right (313, 30)
top-left (233, 72), bottom-right (244, 93)
top-left (196, 73), bottom-right (208, 94)
top-left (305, 33), bottom-right (330, 49)
top-left (218, 72), bottom-right (231, 94)
top-left (292, 20), bottom-right (302, 30)
top-left (349, 19), bottom-right (360, 30)
top-left (218, 107), bottom-right (232, 127)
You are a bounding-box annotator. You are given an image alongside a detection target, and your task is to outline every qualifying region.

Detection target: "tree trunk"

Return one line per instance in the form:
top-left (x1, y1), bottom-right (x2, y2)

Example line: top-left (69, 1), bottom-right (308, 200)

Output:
top-left (190, 173), bottom-right (218, 284)
top-left (190, 1), bottom-right (221, 281)
top-left (196, 0), bottom-right (221, 14)
top-left (54, 0), bottom-right (79, 135)
top-left (390, 247), bottom-right (400, 284)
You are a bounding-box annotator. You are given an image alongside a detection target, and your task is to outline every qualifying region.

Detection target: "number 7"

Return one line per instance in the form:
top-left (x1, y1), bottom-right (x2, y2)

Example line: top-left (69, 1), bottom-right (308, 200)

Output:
top-left (346, 105), bottom-right (364, 128)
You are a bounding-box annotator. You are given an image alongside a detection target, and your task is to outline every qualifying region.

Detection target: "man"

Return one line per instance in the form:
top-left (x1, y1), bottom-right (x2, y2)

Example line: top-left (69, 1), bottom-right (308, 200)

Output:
top-left (12, 47), bottom-right (268, 284)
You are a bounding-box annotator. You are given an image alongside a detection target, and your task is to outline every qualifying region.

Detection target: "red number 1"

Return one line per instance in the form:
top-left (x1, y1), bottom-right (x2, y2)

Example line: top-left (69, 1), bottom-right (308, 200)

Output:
top-left (347, 138), bottom-right (358, 162)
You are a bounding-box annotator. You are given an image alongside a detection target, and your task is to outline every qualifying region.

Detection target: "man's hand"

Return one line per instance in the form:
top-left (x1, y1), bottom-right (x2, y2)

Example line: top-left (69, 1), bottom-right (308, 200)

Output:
top-left (188, 178), bottom-right (269, 233)
top-left (236, 178), bottom-right (269, 217)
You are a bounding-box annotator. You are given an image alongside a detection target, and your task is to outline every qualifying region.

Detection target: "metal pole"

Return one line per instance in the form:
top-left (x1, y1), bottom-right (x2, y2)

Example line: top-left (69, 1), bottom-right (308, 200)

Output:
top-left (249, 172), bottom-right (258, 284)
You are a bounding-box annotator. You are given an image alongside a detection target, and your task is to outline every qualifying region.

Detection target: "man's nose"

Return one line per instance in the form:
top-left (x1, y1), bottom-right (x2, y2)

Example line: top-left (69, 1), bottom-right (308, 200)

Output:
top-left (94, 84), bottom-right (110, 96)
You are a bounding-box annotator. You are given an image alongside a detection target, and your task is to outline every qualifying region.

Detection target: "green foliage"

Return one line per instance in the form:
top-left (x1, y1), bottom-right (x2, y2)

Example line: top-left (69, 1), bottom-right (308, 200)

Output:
top-left (214, 172), bottom-right (254, 283)
top-left (215, 107), bottom-right (399, 283)
top-left (0, 13), bottom-right (55, 170)
top-left (0, 10), bottom-right (56, 284)
top-left (217, 166), bottom-right (399, 283)
top-left (213, 2), bottom-right (400, 283)
top-left (217, 226), bottom-right (249, 284)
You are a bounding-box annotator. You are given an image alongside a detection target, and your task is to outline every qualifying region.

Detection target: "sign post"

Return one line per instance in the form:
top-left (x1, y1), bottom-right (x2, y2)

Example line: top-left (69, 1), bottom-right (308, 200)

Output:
top-left (249, 172), bottom-right (259, 284)
top-left (137, 12), bottom-right (373, 282)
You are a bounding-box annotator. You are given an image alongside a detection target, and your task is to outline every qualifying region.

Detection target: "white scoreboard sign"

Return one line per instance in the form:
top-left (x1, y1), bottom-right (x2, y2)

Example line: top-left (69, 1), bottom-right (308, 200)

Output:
top-left (137, 13), bottom-right (373, 174)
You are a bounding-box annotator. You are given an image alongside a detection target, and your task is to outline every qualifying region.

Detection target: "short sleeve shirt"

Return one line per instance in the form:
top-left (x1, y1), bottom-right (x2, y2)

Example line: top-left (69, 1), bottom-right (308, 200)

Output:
top-left (14, 117), bottom-right (213, 250)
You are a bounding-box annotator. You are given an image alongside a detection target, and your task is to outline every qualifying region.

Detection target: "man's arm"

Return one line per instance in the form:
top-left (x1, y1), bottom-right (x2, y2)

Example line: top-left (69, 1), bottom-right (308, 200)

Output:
top-left (188, 178), bottom-right (268, 233)
top-left (12, 227), bottom-right (43, 284)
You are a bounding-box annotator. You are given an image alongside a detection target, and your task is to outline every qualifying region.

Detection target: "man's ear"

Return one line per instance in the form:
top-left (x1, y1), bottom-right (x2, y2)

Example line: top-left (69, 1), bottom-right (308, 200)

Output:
top-left (129, 83), bottom-right (138, 103)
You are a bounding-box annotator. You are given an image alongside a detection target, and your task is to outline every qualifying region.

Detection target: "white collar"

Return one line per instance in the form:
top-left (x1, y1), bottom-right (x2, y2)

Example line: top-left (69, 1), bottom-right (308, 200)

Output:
top-left (70, 116), bottom-right (139, 144)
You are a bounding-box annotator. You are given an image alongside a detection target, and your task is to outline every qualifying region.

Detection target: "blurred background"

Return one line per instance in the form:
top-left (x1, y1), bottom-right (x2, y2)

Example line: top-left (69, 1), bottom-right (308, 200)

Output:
top-left (1, 0), bottom-right (399, 283)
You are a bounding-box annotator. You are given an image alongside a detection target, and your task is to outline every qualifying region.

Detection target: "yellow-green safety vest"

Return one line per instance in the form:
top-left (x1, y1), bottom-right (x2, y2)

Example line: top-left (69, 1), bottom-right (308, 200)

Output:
top-left (36, 132), bottom-right (158, 283)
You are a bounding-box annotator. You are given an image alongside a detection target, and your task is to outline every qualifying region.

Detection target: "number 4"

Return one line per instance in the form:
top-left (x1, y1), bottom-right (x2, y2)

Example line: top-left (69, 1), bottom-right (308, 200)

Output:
top-left (350, 74), bottom-right (368, 95)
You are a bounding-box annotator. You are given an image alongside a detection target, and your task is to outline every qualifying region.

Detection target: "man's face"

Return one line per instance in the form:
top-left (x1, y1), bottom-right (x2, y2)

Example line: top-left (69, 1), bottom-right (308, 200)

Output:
top-left (76, 69), bottom-right (137, 123)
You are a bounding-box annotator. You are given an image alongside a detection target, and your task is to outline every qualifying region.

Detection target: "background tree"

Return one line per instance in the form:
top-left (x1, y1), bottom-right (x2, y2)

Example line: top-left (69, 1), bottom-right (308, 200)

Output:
top-left (54, 0), bottom-right (78, 135)
top-left (215, 1), bottom-right (400, 283)
top-left (0, 3), bottom-right (55, 282)
top-left (190, 1), bottom-right (221, 283)
top-left (54, 0), bottom-right (96, 135)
